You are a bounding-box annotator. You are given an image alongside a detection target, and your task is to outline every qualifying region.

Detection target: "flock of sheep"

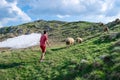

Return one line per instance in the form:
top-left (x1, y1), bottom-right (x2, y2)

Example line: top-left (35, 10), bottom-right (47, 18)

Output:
top-left (65, 37), bottom-right (83, 47)
top-left (65, 23), bottom-right (110, 47)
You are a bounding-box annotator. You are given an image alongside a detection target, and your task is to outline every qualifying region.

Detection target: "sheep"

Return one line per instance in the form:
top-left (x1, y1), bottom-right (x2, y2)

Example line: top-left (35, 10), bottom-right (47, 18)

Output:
top-left (76, 37), bottom-right (83, 43)
top-left (98, 22), bottom-right (109, 33)
top-left (103, 26), bottom-right (109, 33)
top-left (65, 37), bottom-right (74, 46)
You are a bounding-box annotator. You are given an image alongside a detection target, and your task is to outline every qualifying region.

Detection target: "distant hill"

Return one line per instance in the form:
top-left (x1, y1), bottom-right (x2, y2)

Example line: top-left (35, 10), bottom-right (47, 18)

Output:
top-left (0, 18), bottom-right (120, 42)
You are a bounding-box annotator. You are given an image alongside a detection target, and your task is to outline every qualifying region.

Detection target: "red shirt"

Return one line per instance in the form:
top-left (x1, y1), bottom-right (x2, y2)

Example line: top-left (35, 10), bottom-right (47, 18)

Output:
top-left (40, 34), bottom-right (48, 46)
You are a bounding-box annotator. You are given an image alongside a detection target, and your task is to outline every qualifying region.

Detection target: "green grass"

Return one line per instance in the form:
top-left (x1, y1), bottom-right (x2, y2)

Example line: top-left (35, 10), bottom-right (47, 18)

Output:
top-left (0, 35), bottom-right (119, 80)
top-left (0, 19), bottom-right (120, 80)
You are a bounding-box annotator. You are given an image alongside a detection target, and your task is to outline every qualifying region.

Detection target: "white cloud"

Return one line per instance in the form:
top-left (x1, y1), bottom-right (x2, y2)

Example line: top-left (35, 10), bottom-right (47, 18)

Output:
top-left (82, 13), bottom-right (120, 23)
top-left (10, 1), bottom-right (31, 21)
top-left (101, 0), bottom-right (114, 12)
top-left (0, 0), bottom-right (31, 27)
top-left (56, 14), bottom-right (70, 18)
top-left (26, 0), bottom-right (116, 16)
top-left (19, 0), bottom-right (119, 23)
top-left (1, 0), bottom-right (120, 26)
top-left (62, 0), bottom-right (80, 6)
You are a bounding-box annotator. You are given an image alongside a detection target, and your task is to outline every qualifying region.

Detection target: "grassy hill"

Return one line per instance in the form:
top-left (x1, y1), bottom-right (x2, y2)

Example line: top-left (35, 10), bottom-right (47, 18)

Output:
top-left (0, 20), bottom-right (105, 42)
top-left (0, 32), bottom-right (120, 80)
top-left (0, 18), bottom-right (120, 42)
top-left (0, 19), bottom-right (120, 80)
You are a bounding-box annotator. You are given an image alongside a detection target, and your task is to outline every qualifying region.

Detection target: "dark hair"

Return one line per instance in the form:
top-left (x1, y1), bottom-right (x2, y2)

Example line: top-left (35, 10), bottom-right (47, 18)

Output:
top-left (43, 30), bottom-right (47, 34)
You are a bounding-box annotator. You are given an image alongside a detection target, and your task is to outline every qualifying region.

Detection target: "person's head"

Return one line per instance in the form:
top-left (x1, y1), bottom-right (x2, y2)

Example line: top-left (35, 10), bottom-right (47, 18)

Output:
top-left (43, 30), bottom-right (47, 34)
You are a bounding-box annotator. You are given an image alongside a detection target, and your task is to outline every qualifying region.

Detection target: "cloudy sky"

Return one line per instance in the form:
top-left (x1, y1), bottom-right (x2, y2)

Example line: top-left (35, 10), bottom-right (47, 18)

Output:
top-left (0, 0), bottom-right (120, 27)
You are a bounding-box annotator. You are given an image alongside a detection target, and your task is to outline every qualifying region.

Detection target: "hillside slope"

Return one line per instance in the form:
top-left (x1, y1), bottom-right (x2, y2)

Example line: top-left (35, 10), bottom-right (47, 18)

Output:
top-left (0, 18), bottom-right (120, 42)
top-left (0, 19), bottom-right (120, 80)
top-left (0, 20), bottom-right (106, 41)
top-left (0, 32), bottom-right (120, 80)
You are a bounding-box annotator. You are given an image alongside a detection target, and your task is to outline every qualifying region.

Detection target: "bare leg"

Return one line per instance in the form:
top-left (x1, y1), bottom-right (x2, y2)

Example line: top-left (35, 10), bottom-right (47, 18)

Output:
top-left (39, 45), bottom-right (46, 62)
top-left (40, 53), bottom-right (44, 60)
top-left (40, 53), bottom-right (45, 62)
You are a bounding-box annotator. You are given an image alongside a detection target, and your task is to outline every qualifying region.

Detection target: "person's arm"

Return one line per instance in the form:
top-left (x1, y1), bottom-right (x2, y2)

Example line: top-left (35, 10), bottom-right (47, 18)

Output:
top-left (46, 34), bottom-right (50, 46)
top-left (46, 40), bottom-right (50, 46)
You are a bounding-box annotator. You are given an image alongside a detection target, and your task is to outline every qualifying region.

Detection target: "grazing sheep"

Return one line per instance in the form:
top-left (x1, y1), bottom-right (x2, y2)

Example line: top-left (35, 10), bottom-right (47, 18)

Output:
top-left (76, 37), bottom-right (83, 43)
top-left (65, 37), bottom-right (74, 46)
top-left (99, 23), bottom-right (109, 33)
top-left (104, 26), bottom-right (109, 33)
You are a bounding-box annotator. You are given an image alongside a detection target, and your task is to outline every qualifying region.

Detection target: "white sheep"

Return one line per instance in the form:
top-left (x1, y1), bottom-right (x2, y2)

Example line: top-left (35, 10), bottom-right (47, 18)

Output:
top-left (76, 37), bottom-right (83, 43)
top-left (65, 37), bottom-right (74, 46)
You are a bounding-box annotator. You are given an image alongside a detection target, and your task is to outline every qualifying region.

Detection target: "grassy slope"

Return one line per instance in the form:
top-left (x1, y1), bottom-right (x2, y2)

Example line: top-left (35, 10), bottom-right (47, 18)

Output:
top-left (0, 19), bottom-right (120, 80)
top-left (0, 33), bottom-right (120, 80)
top-left (0, 20), bottom-right (102, 42)
top-left (0, 19), bottom-right (120, 39)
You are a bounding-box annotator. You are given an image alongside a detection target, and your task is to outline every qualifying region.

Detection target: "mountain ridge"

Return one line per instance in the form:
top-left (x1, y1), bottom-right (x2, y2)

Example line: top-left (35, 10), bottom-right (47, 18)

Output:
top-left (0, 18), bottom-right (120, 42)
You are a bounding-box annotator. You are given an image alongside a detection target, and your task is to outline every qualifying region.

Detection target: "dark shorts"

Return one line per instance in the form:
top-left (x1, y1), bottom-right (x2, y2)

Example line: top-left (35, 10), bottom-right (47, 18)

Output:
top-left (40, 45), bottom-right (46, 53)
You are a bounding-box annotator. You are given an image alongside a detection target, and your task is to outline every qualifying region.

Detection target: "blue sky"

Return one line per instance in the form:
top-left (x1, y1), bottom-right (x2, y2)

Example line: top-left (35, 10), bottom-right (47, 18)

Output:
top-left (0, 0), bottom-right (120, 27)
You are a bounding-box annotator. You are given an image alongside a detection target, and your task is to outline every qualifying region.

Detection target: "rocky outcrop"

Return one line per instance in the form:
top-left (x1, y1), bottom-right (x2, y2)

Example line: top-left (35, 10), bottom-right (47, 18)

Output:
top-left (107, 18), bottom-right (120, 28)
top-left (100, 32), bottom-right (120, 42)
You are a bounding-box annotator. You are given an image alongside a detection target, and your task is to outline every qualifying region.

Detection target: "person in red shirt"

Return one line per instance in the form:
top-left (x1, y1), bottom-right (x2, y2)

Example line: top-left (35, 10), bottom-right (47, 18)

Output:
top-left (39, 30), bottom-right (49, 62)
